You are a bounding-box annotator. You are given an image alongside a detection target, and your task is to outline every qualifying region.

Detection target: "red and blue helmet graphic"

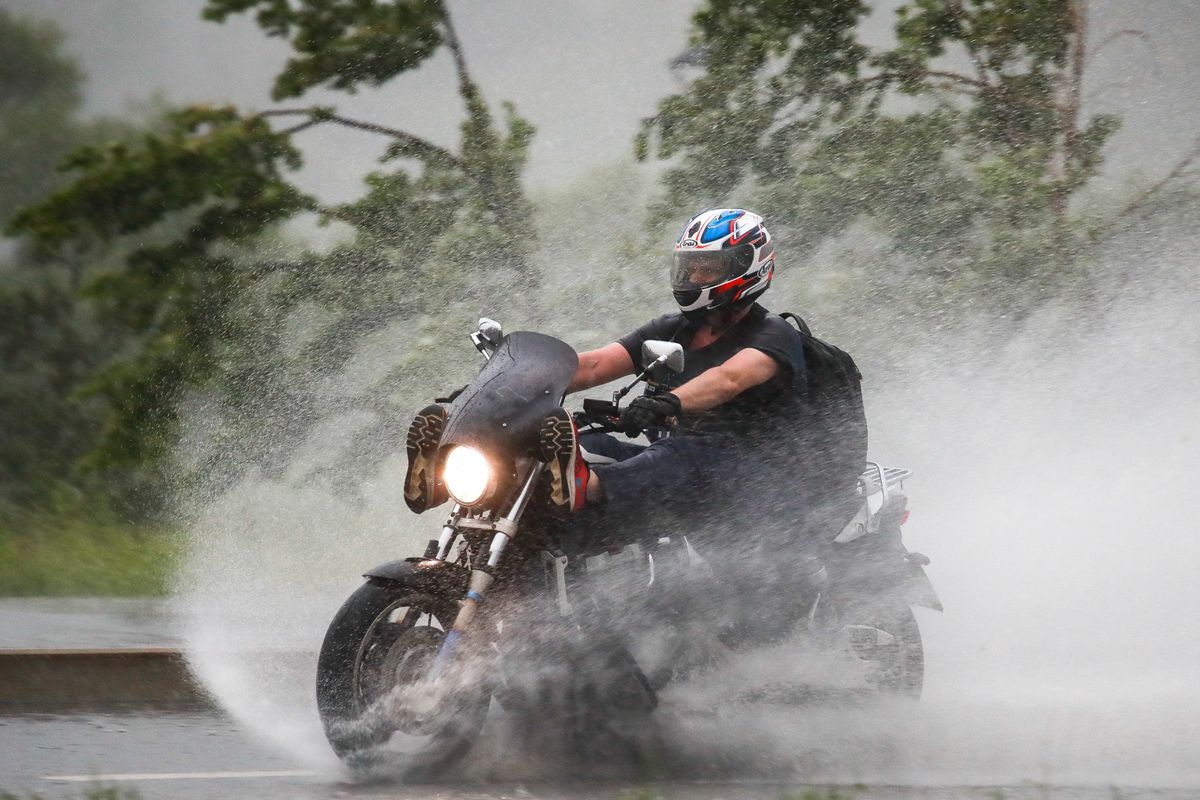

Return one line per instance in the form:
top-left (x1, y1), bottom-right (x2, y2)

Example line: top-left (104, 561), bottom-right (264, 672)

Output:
top-left (672, 208), bottom-right (774, 318)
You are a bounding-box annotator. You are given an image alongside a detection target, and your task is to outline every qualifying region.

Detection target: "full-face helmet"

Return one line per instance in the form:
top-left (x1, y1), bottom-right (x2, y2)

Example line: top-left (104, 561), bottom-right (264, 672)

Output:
top-left (672, 208), bottom-right (774, 320)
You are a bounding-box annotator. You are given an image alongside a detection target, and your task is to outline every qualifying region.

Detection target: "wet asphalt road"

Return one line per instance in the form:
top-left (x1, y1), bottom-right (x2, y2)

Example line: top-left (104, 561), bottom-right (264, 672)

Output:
top-left (3, 601), bottom-right (1199, 799)
top-left (0, 598), bottom-right (181, 650)
top-left (2, 710), bottom-right (1198, 800)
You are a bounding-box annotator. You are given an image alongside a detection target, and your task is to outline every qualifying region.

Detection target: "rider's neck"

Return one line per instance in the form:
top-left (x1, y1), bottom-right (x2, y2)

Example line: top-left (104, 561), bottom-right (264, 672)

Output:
top-left (693, 305), bottom-right (752, 346)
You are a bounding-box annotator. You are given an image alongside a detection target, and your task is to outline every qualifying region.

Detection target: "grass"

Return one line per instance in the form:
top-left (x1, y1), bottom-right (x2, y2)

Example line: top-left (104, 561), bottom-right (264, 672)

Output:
top-left (781, 790), bottom-right (856, 800)
top-left (618, 789), bottom-right (857, 800)
top-left (2, 786), bottom-right (142, 800)
top-left (0, 510), bottom-right (181, 596)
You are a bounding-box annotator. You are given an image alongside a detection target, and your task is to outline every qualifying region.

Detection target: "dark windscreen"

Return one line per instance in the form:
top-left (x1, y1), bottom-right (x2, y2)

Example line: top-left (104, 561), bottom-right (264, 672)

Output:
top-left (438, 331), bottom-right (577, 460)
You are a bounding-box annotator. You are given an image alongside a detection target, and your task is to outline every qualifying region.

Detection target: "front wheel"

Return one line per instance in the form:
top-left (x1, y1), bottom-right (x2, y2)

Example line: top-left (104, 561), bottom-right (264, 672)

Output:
top-left (315, 579), bottom-right (490, 777)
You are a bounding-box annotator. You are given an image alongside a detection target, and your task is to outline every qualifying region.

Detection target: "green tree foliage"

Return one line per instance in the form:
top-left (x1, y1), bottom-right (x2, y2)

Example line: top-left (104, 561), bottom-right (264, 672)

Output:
top-left (637, 0), bottom-right (1120, 309)
top-left (204, 0), bottom-right (448, 100)
top-left (0, 8), bottom-right (85, 227)
top-left (0, 279), bottom-right (103, 509)
top-left (13, 107), bottom-right (313, 468)
top-left (0, 11), bottom-right (149, 516)
top-left (11, 1), bottom-right (536, 479)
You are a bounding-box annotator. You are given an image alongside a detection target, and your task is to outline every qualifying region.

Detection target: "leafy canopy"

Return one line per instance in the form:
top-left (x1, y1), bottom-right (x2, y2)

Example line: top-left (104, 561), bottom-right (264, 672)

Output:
top-left (0, 11), bottom-right (153, 516)
top-left (12, 107), bottom-right (313, 466)
top-left (639, 0), bottom-right (1120, 302)
top-left (203, 0), bottom-right (447, 100)
top-left (10, 1), bottom-right (536, 473)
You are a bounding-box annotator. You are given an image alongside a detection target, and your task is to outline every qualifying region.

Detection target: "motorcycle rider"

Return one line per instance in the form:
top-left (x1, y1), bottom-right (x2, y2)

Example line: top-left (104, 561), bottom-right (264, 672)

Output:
top-left (534, 208), bottom-right (807, 529)
top-left (404, 208), bottom-right (813, 535)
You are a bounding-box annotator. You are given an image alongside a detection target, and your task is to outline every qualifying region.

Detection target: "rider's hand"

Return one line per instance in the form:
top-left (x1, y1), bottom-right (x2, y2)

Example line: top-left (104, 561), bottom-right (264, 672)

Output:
top-left (620, 392), bottom-right (682, 435)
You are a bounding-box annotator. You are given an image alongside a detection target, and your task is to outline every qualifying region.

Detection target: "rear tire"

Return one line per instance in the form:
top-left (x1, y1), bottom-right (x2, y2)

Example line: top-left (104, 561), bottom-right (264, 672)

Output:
top-left (315, 579), bottom-right (490, 778)
top-left (843, 603), bottom-right (924, 698)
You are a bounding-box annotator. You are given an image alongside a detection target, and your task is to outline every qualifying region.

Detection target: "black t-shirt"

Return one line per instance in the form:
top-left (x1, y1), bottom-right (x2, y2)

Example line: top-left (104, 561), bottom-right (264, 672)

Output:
top-left (617, 304), bottom-right (807, 441)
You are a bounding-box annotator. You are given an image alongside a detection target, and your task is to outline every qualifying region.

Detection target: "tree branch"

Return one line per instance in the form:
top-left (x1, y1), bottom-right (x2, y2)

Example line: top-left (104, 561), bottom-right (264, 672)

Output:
top-left (1114, 134), bottom-right (1200, 221)
top-left (842, 69), bottom-right (986, 96)
top-left (436, 6), bottom-right (513, 235)
top-left (946, 1), bottom-right (995, 87)
top-left (925, 70), bottom-right (990, 90)
top-left (312, 203), bottom-right (360, 228)
top-left (1088, 28), bottom-right (1151, 65)
top-left (257, 108), bottom-right (463, 171)
top-left (277, 119), bottom-right (320, 136)
top-left (1051, 0), bottom-right (1087, 221)
top-left (438, 6), bottom-right (477, 101)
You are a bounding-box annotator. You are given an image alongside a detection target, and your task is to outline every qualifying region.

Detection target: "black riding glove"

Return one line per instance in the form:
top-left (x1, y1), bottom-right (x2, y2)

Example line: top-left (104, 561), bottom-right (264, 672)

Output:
top-left (621, 392), bottom-right (682, 435)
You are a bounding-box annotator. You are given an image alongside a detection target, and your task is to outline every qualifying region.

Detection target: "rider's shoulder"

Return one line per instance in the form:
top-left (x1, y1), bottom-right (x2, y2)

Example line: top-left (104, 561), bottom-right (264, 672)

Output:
top-left (642, 311), bottom-right (686, 333)
top-left (752, 306), bottom-right (805, 341)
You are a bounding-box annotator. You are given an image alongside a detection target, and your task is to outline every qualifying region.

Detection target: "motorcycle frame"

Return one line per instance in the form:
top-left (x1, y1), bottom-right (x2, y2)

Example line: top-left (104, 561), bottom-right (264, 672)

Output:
top-left (424, 319), bottom-right (941, 673)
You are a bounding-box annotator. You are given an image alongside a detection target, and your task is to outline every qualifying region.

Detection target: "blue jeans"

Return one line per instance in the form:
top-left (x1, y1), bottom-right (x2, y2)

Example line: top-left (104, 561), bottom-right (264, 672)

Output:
top-left (578, 428), bottom-right (821, 553)
top-left (580, 430), bottom-right (736, 532)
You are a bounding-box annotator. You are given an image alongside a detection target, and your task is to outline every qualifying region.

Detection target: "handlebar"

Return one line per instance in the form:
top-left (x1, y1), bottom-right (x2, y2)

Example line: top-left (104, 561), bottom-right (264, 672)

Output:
top-left (575, 397), bottom-right (677, 438)
top-left (576, 398), bottom-right (622, 433)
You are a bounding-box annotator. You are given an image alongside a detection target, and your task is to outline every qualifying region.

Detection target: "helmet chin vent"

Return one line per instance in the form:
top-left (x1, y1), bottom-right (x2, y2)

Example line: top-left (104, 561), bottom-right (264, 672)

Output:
top-left (673, 289), bottom-right (702, 308)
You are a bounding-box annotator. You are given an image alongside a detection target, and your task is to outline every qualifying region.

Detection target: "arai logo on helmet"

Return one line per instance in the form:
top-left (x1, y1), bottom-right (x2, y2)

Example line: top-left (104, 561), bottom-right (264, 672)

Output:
top-left (679, 238), bottom-right (699, 248)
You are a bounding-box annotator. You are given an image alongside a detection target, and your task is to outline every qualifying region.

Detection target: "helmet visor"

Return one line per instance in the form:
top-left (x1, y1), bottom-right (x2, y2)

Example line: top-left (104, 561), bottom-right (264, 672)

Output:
top-left (672, 245), bottom-right (754, 292)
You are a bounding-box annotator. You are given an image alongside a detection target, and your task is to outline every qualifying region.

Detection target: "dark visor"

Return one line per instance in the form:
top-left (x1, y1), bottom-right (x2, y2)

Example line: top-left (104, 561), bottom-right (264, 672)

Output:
top-left (672, 245), bottom-right (754, 291)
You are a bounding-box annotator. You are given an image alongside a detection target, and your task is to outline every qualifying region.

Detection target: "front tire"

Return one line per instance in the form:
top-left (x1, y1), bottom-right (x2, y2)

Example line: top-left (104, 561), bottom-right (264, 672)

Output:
top-left (315, 579), bottom-right (490, 777)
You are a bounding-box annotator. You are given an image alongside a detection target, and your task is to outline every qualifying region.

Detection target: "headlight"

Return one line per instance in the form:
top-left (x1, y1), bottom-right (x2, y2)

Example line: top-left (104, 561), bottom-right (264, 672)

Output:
top-left (442, 445), bottom-right (493, 505)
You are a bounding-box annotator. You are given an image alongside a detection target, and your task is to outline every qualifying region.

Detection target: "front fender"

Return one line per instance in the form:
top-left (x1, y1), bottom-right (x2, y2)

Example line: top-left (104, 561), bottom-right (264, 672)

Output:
top-left (363, 557), bottom-right (470, 597)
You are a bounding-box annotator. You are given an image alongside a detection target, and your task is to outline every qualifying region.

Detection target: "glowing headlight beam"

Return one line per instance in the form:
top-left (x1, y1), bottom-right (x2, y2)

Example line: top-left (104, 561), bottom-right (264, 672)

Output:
top-left (442, 446), bottom-right (492, 505)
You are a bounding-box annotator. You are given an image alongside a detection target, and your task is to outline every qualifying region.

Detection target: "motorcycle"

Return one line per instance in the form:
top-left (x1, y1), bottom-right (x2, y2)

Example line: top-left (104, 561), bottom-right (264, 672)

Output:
top-left (315, 318), bottom-right (941, 776)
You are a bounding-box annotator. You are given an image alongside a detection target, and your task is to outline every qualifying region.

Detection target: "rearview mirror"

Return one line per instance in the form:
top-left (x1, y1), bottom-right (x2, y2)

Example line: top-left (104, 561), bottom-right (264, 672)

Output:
top-left (471, 317), bottom-right (504, 360)
top-left (477, 317), bottom-right (503, 345)
top-left (641, 340), bottom-right (685, 374)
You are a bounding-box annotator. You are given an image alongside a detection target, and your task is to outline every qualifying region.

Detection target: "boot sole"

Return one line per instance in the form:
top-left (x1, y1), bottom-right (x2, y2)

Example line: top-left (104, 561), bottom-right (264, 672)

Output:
top-left (405, 405), bottom-right (447, 511)
top-left (539, 410), bottom-right (578, 510)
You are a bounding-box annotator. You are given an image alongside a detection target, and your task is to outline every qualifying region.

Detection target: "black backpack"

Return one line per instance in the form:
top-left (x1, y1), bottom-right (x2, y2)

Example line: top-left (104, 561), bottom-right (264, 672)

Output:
top-left (779, 312), bottom-right (868, 501)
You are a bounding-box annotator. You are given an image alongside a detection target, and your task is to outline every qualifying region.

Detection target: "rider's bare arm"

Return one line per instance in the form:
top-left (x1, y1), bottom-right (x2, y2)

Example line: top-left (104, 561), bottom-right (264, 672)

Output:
top-left (672, 347), bottom-right (778, 414)
top-left (569, 342), bottom-right (635, 393)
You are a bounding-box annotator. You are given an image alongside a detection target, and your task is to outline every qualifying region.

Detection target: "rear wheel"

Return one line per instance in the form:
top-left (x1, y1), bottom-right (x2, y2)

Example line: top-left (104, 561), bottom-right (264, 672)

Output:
top-left (718, 600), bottom-right (924, 706)
top-left (315, 580), bottom-right (490, 777)
top-left (842, 603), bottom-right (924, 698)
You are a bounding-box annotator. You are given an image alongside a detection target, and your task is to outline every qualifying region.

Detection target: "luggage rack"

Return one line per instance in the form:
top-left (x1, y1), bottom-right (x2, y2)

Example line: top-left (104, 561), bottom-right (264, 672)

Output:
top-left (834, 462), bottom-right (914, 543)
top-left (857, 463), bottom-right (912, 497)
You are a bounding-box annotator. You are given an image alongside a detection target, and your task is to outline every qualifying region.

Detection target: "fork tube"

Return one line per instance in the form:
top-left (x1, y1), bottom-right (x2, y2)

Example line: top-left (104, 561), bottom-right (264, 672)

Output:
top-left (431, 465), bottom-right (542, 676)
top-left (434, 505), bottom-right (463, 561)
top-left (499, 462), bottom-right (543, 528)
top-left (430, 567), bottom-right (494, 677)
top-left (486, 533), bottom-right (510, 568)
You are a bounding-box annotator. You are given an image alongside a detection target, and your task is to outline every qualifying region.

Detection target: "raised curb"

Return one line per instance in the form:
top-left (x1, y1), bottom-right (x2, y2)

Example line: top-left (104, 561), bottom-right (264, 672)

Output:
top-left (0, 648), bottom-right (215, 712)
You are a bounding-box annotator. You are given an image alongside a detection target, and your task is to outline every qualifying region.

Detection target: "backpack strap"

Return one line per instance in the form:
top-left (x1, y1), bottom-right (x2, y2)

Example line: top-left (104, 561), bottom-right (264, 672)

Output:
top-left (779, 311), bottom-right (812, 337)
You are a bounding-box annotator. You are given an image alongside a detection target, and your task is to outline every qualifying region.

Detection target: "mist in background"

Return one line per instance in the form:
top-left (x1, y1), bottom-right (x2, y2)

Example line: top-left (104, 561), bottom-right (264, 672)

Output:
top-left (13, 0), bottom-right (1200, 201)
top-left (4, 0), bottom-right (697, 200)
top-left (4, 0), bottom-right (1199, 788)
